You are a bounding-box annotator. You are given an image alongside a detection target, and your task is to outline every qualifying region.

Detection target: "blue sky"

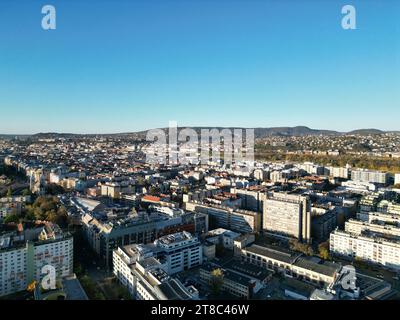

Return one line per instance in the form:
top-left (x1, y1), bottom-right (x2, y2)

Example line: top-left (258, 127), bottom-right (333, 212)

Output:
top-left (0, 0), bottom-right (399, 134)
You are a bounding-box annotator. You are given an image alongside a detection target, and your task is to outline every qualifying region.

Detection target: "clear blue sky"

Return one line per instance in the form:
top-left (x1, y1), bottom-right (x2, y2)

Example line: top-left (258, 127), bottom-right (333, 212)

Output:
top-left (0, 0), bottom-right (399, 134)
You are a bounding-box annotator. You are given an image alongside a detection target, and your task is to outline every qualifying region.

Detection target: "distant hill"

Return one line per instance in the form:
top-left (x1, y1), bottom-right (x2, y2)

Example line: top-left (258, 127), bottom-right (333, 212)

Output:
top-left (253, 126), bottom-right (339, 137)
top-left (347, 129), bottom-right (385, 135)
top-left (1, 126), bottom-right (397, 139)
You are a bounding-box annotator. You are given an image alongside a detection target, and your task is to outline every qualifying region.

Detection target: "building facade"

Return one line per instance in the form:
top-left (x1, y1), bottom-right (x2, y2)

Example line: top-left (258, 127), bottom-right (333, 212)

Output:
top-left (263, 192), bottom-right (311, 243)
top-left (0, 224), bottom-right (73, 297)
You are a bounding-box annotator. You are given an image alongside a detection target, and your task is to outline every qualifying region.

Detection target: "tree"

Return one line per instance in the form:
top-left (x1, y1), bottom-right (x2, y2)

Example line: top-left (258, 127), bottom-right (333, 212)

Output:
top-left (45, 183), bottom-right (65, 195)
top-left (6, 188), bottom-right (12, 198)
top-left (148, 186), bottom-right (160, 195)
top-left (22, 189), bottom-right (31, 196)
top-left (318, 241), bottom-right (330, 260)
top-left (4, 213), bottom-right (20, 224)
top-left (289, 239), bottom-right (314, 256)
top-left (210, 268), bottom-right (224, 296)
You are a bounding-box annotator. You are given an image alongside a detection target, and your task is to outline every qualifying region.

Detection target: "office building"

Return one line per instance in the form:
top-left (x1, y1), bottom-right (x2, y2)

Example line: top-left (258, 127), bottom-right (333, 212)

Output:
top-left (263, 192), bottom-right (311, 243)
top-left (185, 202), bottom-right (261, 234)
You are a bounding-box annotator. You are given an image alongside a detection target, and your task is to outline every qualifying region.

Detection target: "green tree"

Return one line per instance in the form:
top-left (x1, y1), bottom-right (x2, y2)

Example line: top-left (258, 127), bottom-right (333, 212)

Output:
top-left (6, 188), bottom-right (12, 198)
top-left (148, 186), bottom-right (160, 195)
top-left (3, 213), bottom-right (20, 224)
top-left (22, 189), bottom-right (31, 196)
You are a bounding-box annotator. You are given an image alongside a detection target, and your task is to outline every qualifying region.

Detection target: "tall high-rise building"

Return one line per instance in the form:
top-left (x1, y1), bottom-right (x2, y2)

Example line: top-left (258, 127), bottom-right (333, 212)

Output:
top-left (263, 192), bottom-right (311, 243)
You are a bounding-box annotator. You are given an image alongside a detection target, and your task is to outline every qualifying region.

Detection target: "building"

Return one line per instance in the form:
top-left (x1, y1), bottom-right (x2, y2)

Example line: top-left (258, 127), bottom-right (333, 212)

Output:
top-left (0, 223), bottom-right (73, 297)
top-left (311, 208), bottom-right (337, 241)
top-left (326, 166), bottom-right (350, 179)
top-left (263, 192), bottom-right (311, 243)
top-left (199, 262), bottom-right (263, 299)
top-left (82, 209), bottom-right (207, 268)
top-left (230, 186), bottom-right (267, 212)
top-left (330, 229), bottom-right (400, 271)
top-left (359, 193), bottom-right (382, 213)
top-left (154, 231), bottom-right (203, 274)
top-left (241, 244), bottom-right (340, 286)
top-left (340, 180), bottom-right (376, 193)
top-left (204, 228), bottom-right (241, 250)
top-left (377, 200), bottom-right (400, 215)
top-left (351, 169), bottom-right (389, 185)
top-left (113, 236), bottom-right (200, 300)
top-left (357, 211), bottom-right (400, 225)
top-left (185, 202), bottom-right (261, 234)
top-left (0, 200), bottom-right (22, 220)
top-left (395, 173), bottom-right (400, 186)
top-left (344, 219), bottom-right (400, 239)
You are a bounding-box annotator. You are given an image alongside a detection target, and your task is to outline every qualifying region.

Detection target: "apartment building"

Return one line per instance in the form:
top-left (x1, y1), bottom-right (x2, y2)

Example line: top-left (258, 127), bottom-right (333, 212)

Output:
top-left (344, 219), bottom-right (400, 239)
top-left (351, 169), bottom-right (389, 185)
top-left (230, 186), bottom-right (267, 212)
top-left (0, 223), bottom-right (73, 297)
top-left (357, 211), bottom-right (400, 225)
top-left (326, 166), bottom-right (350, 179)
top-left (154, 231), bottom-right (203, 274)
top-left (263, 192), bottom-right (311, 243)
top-left (330, 229), bottom-right (400, 271)
top-left (113, 233), bottom-right (201, 300)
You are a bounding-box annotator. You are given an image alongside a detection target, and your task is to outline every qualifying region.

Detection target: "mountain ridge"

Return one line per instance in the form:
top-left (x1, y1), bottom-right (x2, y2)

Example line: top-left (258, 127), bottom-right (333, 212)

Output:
top-left (0, 126), bottom-right (398, 139)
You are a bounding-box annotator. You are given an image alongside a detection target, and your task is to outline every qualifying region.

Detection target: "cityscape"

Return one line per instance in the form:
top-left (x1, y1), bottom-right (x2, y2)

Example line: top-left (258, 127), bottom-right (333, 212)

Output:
top-left (1, 128), bottom-right (400, 301)
top-left (0, 0), bottom-right (399, 312)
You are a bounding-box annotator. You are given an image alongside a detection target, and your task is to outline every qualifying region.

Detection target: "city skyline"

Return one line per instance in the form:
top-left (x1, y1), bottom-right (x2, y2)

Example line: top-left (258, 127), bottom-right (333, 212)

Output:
top-left (0, 0), bottom-right (399, 134)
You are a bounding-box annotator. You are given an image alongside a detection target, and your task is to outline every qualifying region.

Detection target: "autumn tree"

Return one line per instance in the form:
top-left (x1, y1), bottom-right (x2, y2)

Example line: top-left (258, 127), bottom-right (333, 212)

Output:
top-left (318, 241), bottom-right (330, 260)
top-left (210, 268), bottom-right (224, 296)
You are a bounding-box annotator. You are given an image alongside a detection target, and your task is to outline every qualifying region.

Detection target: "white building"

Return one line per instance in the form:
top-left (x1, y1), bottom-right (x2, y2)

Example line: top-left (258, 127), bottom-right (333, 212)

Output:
top-left (0, 224), bottom-right (73, 297)
top-left (326, 166), bottom-right (349, 179)
top-left (351, 169), bottom-right (389, 185)
top-left (330, 229), bottom-right (400, 271)
top-left (205, 228), bottom-right (241, 250)
top-left (340, 180), bottom-right (376, 193)
top-left (113, 242), bottom-right (199, 300)
top-left (154, 231), bottom-right (203, 274)
top-left (395, 173), bottom-right (400, 186)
